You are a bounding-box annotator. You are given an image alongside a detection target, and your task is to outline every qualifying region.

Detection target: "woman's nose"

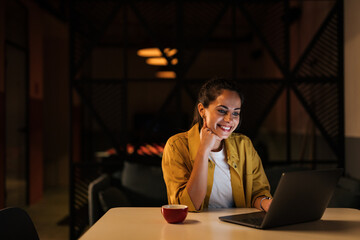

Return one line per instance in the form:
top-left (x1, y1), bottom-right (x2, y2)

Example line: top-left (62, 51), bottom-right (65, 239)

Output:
top-left (224, 113), bottom-right (232, 122)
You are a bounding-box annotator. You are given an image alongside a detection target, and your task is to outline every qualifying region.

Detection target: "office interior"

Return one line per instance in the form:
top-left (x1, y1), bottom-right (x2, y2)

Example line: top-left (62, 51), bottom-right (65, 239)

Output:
top-left (0, 0), bottom-right (360, 239)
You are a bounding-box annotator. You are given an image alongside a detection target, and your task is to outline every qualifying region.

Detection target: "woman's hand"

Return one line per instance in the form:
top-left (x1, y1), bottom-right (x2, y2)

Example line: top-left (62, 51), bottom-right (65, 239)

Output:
top-left (254, 196), bottom-right (273, 212)
top-left (199, 118), bottom-right (222, 152)
top-left (260, 198), bottom-right (272, 212)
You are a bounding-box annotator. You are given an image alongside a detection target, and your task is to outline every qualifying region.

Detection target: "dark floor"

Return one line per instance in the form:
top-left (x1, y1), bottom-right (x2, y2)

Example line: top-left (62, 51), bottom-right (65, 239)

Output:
top-left (24, 187), bottom-right (69, 240)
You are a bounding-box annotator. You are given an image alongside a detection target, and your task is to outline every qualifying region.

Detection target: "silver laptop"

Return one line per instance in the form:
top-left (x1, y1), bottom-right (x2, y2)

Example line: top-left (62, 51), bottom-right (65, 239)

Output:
top-left (219, 168), bottom-right (343, 229)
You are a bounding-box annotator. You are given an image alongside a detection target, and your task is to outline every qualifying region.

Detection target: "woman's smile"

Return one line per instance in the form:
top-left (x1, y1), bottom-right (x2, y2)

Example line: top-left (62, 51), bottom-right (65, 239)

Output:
top-left (218, 124), bottom-right (232, 132)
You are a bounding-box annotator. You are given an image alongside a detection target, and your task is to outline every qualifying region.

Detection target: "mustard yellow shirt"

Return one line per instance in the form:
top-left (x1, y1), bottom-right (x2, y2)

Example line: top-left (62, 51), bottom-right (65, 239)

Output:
top-left (162, 124), bottom-right (271, 212)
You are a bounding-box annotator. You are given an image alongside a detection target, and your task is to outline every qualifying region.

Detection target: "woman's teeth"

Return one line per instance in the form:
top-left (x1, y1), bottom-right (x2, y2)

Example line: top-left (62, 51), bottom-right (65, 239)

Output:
top-left (219, 125), bottom-right (231, 131)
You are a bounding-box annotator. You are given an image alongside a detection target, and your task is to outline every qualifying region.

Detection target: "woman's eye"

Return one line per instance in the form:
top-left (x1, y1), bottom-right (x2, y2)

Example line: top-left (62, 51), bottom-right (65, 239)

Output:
top-left (233, 112), bottom-right (240, 117)
top-left (218, 109), bottom-right (226, 114)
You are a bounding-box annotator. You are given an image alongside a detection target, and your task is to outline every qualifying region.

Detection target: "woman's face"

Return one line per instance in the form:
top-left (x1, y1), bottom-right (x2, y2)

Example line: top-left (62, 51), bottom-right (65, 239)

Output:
top-left (199, 89), bottom-right (241, 140)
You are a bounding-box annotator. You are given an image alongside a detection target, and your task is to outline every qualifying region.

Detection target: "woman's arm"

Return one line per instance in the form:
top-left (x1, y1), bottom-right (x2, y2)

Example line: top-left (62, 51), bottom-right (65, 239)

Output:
top-left (186, 142), bottom-right (211, 210)
top-left (186, 120), bottom-right (221, 210)
top-left (246, 138), bottom-right (272, 211)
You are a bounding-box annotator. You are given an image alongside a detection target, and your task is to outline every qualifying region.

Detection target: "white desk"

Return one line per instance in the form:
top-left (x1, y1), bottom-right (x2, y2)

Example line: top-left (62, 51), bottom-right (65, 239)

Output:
top-left (79, 207), bottom-right (360, 240)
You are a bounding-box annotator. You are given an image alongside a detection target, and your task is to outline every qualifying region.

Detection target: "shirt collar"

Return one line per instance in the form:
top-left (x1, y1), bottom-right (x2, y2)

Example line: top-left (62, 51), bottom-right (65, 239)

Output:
top-left (188, 123), bottom-right (200, 161)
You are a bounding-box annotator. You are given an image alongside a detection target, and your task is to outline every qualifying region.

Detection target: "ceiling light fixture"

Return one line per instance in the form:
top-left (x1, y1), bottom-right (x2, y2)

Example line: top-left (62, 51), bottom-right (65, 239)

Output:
top-left (137, 48), bottom-right (162, 57)
top-left (146, 57), bottom-right (178, 66)
top-left (163, 48), bottom-right (177, 57)
top-left (137, 48), bottom-right (177, 58)
top-left (156, 71), bottom-right (176, 79)
top-left (137, 48), bottom-right (178, 78)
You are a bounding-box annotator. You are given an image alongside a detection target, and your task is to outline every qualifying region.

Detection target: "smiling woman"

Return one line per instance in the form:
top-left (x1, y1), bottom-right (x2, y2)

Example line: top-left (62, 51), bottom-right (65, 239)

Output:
top-left (162, 77), bottom-right (272, 212)
top-left (198, 89), bottom-right (241, 141)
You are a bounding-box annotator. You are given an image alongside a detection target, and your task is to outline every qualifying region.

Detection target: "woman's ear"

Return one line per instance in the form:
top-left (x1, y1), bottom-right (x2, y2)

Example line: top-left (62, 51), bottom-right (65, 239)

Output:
top-left (197, 103), bottom-right (205, 118)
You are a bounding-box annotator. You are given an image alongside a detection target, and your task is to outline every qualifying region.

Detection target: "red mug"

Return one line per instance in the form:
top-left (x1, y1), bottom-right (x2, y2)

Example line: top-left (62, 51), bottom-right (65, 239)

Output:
top-left (161, 205), bottom-right (188, 224)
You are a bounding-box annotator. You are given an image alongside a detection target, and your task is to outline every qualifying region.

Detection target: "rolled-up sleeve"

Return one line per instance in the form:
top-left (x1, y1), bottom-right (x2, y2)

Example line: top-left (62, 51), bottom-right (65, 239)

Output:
top-left (249, 144), bottom-right (272, 206)
top-left (162, 136), bottom-right (200, 212)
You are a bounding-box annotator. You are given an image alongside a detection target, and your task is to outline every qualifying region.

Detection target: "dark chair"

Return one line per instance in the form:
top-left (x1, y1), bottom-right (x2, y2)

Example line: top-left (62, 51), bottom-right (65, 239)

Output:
top-left (0, 207), bottom-right (39, 240)
top-left (88, 173), bottom-right (111, 226)
top-left (329, 177), bottom-right (360, 209)
top-left (88, 161), bottom-right (168, 225)
top-left (88, 173), bottom-right (132, 226)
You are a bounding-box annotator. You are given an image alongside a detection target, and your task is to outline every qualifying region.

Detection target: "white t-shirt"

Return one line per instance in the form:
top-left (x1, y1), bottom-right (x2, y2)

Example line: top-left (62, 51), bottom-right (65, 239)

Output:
top-left (208, 147), bottom-right (234, 208)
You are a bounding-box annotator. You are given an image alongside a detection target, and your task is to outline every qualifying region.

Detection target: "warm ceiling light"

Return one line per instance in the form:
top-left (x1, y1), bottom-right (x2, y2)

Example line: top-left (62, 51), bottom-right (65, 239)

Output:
top-left (164, 48), bottom-right (177, 57)
top-left (137, 48), bottom-right (177, 57)
top-left (146, 57), bottom-right (167, 65)
top-left (146, 57), bottom-right (178, 66)
top-left (156, 71), bottom-right (176, 78)
top-left (137, 48), bottom-right (162, 57)
top-left (171, 58), bottom-right (178, 65)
